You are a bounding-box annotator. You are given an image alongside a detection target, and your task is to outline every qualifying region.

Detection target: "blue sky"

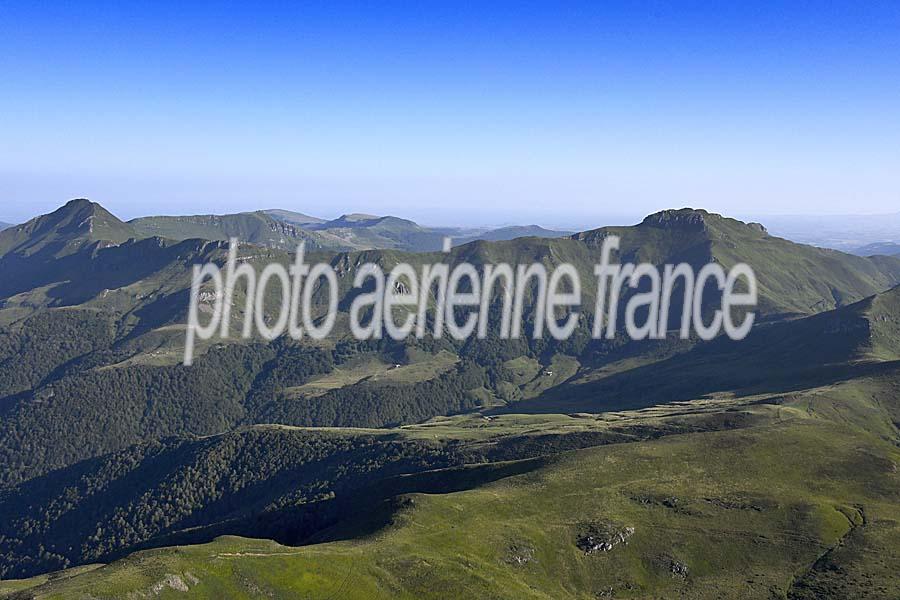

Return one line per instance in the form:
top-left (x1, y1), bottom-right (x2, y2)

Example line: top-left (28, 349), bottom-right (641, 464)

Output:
top-left (1, 1), bottom-right (898, 226)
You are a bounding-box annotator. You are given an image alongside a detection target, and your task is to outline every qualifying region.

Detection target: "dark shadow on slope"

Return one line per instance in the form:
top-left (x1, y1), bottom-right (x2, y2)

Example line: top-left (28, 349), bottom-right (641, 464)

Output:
top-left (98, 411), bottom-right (772, 564)
top-left (135, 457), bottom-right (548, 556)
top-left (518, 356), bottom-right (900, 416)
top-left (511, 298), bottom-right (900, 414)
top-left (0, 237), bottom-right (216, 307)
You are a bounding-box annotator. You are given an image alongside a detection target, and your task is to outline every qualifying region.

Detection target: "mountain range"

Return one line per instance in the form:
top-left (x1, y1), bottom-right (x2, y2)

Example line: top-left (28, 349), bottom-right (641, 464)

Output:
top-left (126, 205), bottom-right (572, 253)
top-left (0, 200), bottom-right (899, 598)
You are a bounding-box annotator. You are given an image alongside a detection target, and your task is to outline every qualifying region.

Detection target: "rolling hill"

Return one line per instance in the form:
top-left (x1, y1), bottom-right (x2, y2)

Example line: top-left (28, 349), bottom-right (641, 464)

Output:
top-left (261, 209), bottom-right (325, 226)
top-left (303, 214), bottom-right (453, 251)
top-left (453, 225), bottom-right (572, 245)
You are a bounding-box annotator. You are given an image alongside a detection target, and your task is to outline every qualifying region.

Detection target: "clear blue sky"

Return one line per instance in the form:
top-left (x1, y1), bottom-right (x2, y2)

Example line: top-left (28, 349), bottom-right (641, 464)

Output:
top-left (1, 1), bottom-right (898, 226)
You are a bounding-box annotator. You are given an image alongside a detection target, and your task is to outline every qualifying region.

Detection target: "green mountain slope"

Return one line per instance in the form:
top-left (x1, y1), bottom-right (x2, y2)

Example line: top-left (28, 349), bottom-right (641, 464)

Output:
top-left (0, 426), bottom-right (471, 578)
top-left (4, 372), bottom-right (899, 599)
top-left (4, 362), bottom-right (874, 584)
top-left (576, 209), bottom-right (900, 317)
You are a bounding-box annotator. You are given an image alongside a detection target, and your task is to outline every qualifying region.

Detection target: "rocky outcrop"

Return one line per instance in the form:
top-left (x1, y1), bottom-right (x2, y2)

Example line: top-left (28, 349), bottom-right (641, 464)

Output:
top-left (641, 208), bottom-right (711, 232)
top-left (576, 521), bottom-right (635, 554)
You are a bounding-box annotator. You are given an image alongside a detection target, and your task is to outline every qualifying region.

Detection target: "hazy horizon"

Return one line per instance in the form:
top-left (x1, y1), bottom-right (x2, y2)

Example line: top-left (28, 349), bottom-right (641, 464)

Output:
top-left (3, 197), bottom-right (900, 239)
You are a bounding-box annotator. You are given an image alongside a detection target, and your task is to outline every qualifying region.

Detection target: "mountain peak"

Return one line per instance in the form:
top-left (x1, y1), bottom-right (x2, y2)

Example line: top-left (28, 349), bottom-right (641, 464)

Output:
top-left (50, 198), bottom-right (130, 236)
top-left (62, 197), bottom-right (95, 209)
top-left (641, 208), bottom-right (715, 231)
top-left (0, 199), bottom-right (135, 258)
top-left (640, 208), bottom-right (768, 237)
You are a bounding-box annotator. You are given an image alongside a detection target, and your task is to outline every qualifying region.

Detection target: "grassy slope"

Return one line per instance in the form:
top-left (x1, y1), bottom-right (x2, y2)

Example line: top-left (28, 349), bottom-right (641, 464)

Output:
top-left (6, 372), bottom-right (899, 599)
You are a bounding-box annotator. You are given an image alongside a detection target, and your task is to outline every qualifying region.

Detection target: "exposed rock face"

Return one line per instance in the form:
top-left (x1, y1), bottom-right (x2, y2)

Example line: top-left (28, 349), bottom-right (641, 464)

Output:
top-left (641, 209), bottom-right (711, 232)
top-left (151, 574), bottom-right (190, 593)
top-left (649, 554), bottom-right (690, 580)
top-left (265, 218), bottom-right (302, 238)
top-left (747, 222), bottom-right (768, 234)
